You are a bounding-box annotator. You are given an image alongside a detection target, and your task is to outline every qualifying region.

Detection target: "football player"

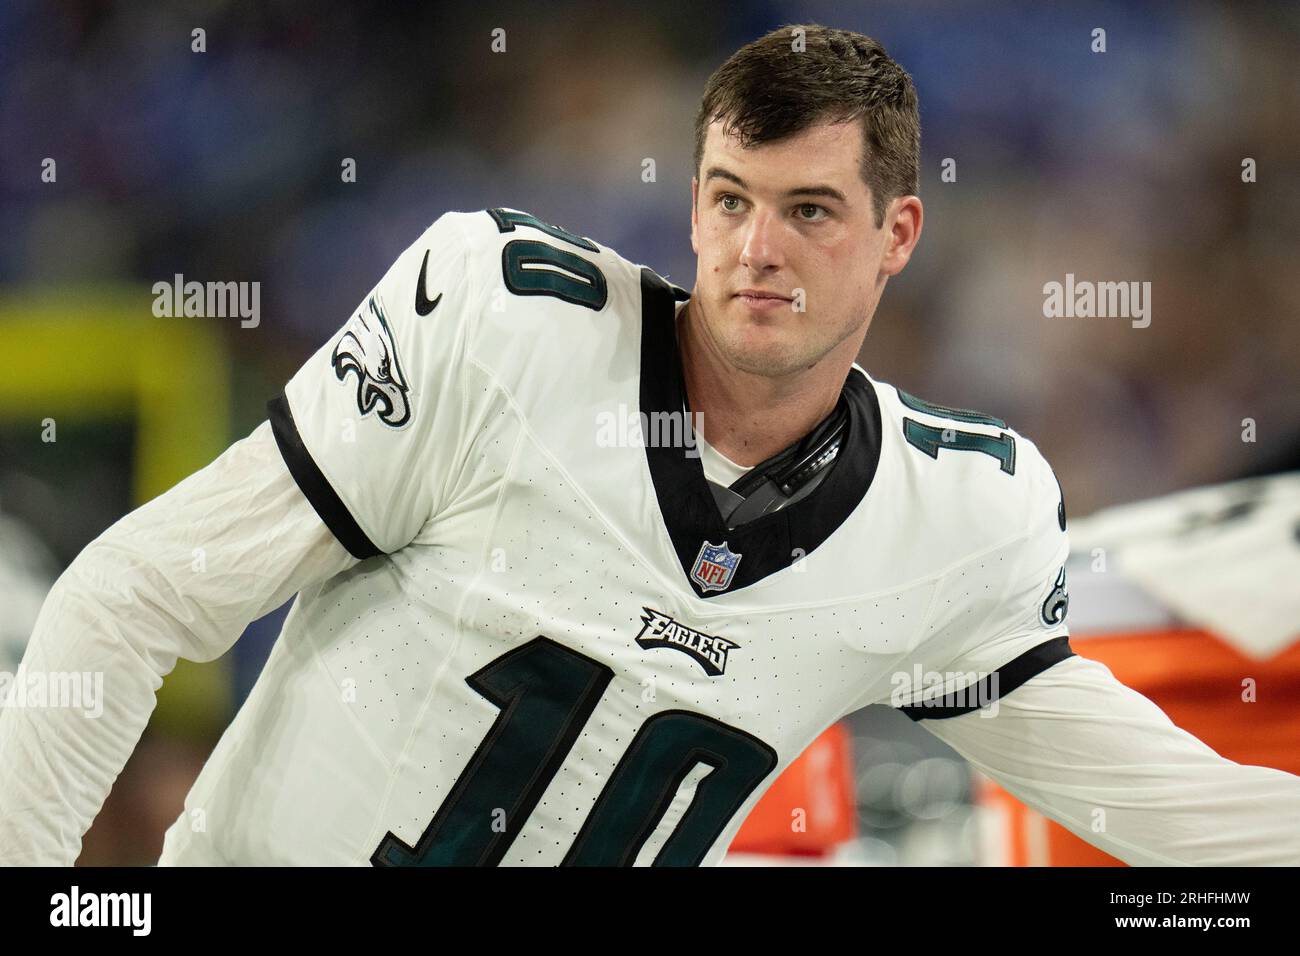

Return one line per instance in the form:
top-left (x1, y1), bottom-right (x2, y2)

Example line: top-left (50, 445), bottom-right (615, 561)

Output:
top-left (2, 24), bottom-right (1297, 866)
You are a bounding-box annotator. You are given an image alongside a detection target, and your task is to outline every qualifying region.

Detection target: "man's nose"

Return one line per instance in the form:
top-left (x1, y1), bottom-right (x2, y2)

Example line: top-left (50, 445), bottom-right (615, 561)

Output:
top-left (739, 209), bottom-right (784, 272)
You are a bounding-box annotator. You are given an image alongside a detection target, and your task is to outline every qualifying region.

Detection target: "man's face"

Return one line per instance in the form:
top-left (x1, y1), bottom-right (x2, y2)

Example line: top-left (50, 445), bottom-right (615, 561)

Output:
top-left (690, 117), bottom-right (920, 378)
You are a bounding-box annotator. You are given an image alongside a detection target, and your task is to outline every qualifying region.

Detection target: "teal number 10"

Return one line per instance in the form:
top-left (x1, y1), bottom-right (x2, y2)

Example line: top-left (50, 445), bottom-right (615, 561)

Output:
top-left (371, 637), bottom-right (777, 867)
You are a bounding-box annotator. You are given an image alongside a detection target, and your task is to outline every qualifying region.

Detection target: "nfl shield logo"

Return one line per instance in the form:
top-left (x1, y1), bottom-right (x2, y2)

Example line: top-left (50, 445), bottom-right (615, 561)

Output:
top-left (691, 540), bottom-right (742, 592)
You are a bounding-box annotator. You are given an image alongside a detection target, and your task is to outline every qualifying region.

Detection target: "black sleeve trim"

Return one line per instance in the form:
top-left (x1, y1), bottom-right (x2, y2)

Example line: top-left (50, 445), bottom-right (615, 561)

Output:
top-left (898, 635), bottom-right (1075, 721)
top-left (267, 392), bottom-right (383, 560)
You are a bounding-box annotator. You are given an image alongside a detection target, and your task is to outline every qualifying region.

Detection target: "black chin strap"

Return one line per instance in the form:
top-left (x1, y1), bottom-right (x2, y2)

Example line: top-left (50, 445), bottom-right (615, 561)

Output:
top-left (703, 396), bottom-right (850, 530)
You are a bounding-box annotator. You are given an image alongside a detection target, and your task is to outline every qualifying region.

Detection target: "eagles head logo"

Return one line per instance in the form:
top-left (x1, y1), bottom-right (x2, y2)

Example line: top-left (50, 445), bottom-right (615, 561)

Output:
top-left (1041, 565), bottom-right (1069, 627)
top-left (331, 295), bottom-right (411, 428)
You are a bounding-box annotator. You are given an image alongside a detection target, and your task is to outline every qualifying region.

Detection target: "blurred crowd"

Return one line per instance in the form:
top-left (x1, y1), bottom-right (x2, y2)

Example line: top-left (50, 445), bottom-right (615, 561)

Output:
top-left (1, 0), bottom-right (1296, 864)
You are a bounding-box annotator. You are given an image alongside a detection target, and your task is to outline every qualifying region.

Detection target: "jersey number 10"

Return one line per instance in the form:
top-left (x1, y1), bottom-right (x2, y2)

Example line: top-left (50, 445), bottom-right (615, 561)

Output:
top-left (371, 637), bottom-right (777, 866)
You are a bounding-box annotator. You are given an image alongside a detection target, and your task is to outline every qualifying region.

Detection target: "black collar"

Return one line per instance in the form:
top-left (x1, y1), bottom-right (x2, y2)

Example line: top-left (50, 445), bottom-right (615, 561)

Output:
top-left (639, 268), bottom-right (883, 598)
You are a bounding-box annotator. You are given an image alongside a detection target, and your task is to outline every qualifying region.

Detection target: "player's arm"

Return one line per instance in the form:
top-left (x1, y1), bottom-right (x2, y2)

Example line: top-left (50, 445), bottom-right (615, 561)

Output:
top-left (918, 652), bottom-right (1300, 865)
top-left (902, 451), bottom-right (1300, 865)
top-left (0, 211), bottom-right (479, 865)
top-left (0, 421), bottom-right (356, 866)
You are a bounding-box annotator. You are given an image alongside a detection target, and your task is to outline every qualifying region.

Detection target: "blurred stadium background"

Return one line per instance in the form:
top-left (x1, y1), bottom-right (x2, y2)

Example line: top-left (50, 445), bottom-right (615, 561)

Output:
top-left (1, 0), bottom-right (1297, 865)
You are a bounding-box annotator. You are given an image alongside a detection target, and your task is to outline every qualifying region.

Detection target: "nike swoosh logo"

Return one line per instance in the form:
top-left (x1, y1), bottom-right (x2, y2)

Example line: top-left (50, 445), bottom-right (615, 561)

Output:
top-left (415, 249), bottom-right (443, 316)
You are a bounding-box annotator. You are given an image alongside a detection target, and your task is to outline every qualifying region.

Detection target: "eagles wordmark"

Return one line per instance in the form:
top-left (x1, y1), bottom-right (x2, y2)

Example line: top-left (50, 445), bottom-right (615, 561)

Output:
top-left (635, 608), bottom-right (740, 676)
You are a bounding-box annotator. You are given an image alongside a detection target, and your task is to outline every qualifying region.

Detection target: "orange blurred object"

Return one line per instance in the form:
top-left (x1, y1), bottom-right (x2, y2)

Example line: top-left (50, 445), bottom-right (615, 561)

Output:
top-left (730, 721), bottom-right (857, 856)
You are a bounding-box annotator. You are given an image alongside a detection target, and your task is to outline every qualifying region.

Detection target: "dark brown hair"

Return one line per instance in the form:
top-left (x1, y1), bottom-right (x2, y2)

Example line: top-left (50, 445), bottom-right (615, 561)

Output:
top-left (693, 24), bottom-right (920, 228)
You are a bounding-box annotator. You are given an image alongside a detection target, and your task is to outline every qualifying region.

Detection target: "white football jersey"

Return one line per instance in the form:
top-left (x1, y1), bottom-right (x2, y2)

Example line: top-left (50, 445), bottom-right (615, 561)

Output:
top-left (158, 208), bottom-right (1072, 866)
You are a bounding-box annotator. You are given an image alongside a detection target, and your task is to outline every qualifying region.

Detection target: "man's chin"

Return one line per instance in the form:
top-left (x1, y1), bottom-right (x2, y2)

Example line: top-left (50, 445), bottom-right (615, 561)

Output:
top-left (719, 331), bottom-right (810, 378)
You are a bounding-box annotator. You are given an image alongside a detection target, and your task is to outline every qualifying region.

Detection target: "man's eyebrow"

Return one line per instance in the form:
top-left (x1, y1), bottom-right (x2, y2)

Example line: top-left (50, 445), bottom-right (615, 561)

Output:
top-left (703, 166), bottom-right (848, 204)
top-left (785, 184), bottom-right (849, 203)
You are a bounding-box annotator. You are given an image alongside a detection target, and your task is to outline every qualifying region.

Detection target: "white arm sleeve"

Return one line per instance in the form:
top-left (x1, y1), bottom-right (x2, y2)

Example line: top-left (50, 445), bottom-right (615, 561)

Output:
top-left (921, 653), bottom-right (1300, 865)
top-left (0, 419), bottom-right (356, 865)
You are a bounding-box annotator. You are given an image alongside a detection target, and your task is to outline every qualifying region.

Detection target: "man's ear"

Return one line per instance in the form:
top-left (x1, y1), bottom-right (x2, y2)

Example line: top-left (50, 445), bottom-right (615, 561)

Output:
top-left (880, 195), bottom-right (923, 278)
top-left (690, 177), bottom-right (699, 256)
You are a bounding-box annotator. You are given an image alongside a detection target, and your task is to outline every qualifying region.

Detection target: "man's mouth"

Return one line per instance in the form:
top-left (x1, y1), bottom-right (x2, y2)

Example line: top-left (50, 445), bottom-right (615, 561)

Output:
top-left (733, 289), bottom-right (793, 312)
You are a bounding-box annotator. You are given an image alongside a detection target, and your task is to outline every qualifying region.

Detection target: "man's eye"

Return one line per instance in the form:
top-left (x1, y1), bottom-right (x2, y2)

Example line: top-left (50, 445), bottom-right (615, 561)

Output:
top-left (796, 203), bottom-right (827, 221)
top-left (719, 194), bottom-right (742, 212)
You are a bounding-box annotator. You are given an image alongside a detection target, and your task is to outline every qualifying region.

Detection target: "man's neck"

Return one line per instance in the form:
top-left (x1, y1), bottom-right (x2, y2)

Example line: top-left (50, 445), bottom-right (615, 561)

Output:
top-left (676, 298), bottom-right (857, 468)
